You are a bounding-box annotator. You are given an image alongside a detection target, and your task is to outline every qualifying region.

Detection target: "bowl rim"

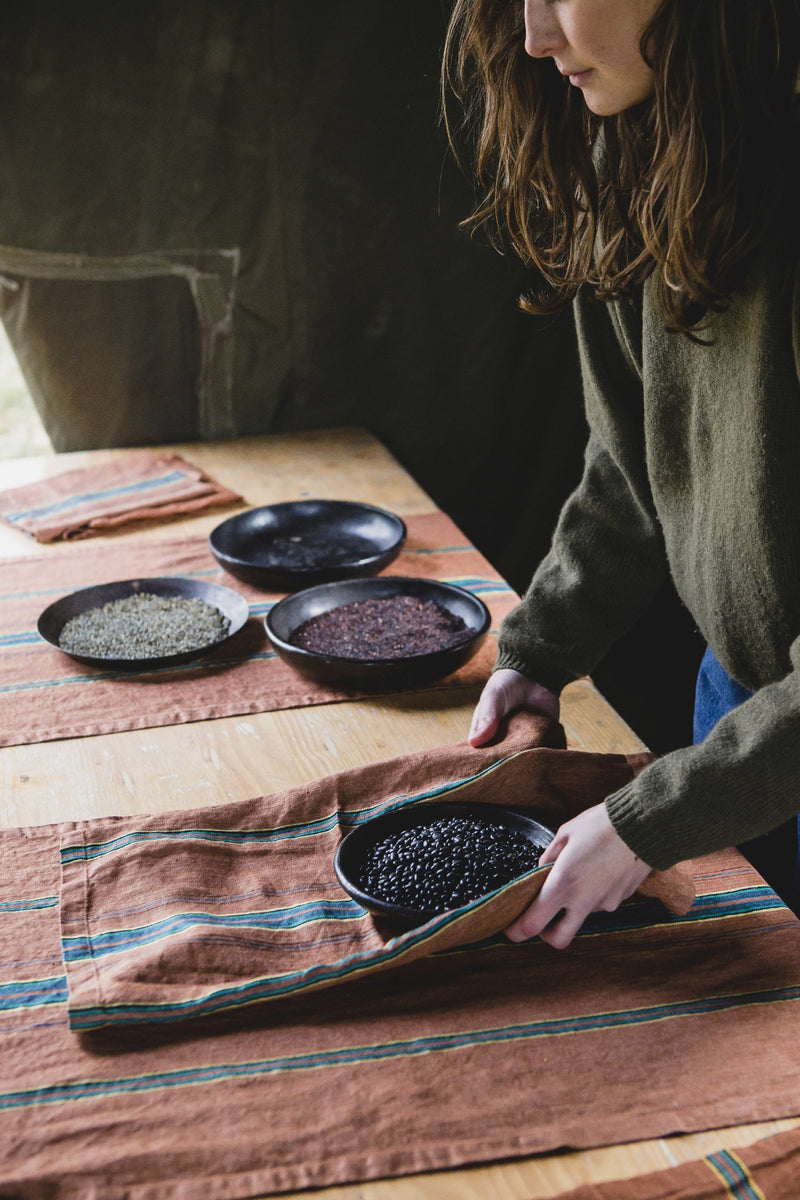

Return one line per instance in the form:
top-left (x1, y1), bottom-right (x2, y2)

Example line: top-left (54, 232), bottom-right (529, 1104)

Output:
top-left (264, 575), bottom-right (491, 666)
top-left (208, 498), bottom-right (407, 573)
top-left (37, 575), bottom-right (250, 670)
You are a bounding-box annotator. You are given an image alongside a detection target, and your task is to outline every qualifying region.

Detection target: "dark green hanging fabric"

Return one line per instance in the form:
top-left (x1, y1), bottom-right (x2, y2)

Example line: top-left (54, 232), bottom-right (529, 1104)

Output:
top-left (0, 0), bottom-right (583, 589)
top-left (0, 0), bottom-right (706, 755)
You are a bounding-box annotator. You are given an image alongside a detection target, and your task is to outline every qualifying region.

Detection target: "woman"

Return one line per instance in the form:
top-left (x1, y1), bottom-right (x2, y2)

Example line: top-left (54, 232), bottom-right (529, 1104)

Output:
top-left (443, 0), bottom-right (800, 947)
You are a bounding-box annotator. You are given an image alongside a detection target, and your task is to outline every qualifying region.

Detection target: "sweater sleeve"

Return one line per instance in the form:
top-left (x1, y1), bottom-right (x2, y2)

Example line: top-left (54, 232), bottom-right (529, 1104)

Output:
top-left (607, 257), bottom-right (800, 869)
top-left (497, 238), bottom-right (800, 872)
top-left (607, 636), bottom-right (800, 869)
top-left (495, 286), bottom-right (669, 692)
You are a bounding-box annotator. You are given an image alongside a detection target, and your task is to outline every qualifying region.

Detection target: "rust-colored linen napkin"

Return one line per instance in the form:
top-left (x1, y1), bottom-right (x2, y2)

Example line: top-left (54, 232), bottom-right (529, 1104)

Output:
top-left (1, 512), bottom-right (518, 747)
top-left (544, 1123), bottom-right (800, 1200)
top-left (3, 715), bottom-right (800, 1196)
top-left (58, 713), bottom-right (694, 1032)
top-left (0, 450), bottom-right (242, 541)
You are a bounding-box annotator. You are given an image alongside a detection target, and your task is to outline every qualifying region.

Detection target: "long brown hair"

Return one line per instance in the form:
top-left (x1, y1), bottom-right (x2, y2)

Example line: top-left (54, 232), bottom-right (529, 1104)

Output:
top-left (443, 0), bottom-right (800, 338)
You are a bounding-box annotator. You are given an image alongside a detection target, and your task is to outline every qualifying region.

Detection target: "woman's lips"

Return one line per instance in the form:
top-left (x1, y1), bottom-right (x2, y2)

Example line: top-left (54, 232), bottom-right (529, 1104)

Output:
top-left (567, 69), bottom-right (592, 86)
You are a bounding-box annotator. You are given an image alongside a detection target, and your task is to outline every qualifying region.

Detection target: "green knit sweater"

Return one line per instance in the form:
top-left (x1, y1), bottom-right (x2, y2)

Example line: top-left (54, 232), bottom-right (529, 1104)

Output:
top-left (495, 227), bottom-right (800, 870)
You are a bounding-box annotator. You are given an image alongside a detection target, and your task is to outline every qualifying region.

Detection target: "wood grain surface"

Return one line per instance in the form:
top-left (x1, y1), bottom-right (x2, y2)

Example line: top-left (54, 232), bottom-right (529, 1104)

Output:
top-left (1, 427), bottom-right (794, 1199)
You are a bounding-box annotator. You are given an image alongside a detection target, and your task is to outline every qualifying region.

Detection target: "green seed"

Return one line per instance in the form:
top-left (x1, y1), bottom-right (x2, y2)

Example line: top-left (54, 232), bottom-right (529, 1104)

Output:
top-left (58, 592), bottom-right (230, 659)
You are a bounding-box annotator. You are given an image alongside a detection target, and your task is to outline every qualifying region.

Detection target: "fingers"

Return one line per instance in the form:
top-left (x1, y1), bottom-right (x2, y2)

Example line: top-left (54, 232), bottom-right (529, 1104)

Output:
top-left (504, 868), bottom-right (566, 943)
top-left (504, 811), bottom-right (654, 950)
top-left (469, 669), bottom-right (559, 747)
top-left (504, 809), bottom-right (614, 947)
top-left (528, 684), bottom-right (560, 724)
top-left (468, 671), bottom-right (514, 746)
top-left (468, 695), bottom-right (501, 747)
top-left (505, 883), bottom-right (592, 949)
top-left (538, 832), bottom-right (564, 866)
top-left (537, 908), bottom-right (586, 949)
top-left (535, 876), bottom-right (639, 946)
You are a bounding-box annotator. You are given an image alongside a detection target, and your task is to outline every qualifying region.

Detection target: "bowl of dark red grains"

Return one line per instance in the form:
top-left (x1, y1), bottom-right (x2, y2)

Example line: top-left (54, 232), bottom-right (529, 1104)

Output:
top-left (209, 499), bottom-right (407, 591)
top-left (335, 801), bottom-right (555, 926)
top-left (264, 575), bottom-right (491, 688)
top-left (37, 576), bottom-right (250, 670)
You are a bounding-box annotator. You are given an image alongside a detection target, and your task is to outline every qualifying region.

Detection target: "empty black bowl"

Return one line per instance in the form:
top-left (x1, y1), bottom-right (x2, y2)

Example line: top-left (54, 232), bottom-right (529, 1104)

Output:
top-left (264, 575), bottom-right (491, 689)
top-left (209, 499), bottom-right (407, 591)
top-left (334, 801), bottom-right (554, 925)
top-left (37, 576), bottom-right (250, 670)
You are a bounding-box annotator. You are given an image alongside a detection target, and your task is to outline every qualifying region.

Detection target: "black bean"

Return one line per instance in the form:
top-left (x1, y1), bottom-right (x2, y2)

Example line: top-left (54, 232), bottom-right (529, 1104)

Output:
top-left (355, 814), bottom-right (543, 913)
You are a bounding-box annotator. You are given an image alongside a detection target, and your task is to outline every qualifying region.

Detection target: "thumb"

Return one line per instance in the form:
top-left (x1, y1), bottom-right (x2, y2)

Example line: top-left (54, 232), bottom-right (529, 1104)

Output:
top-left (468, 699), bottom-right (500, 746)
top-left (538, 837), bottom-right (562, 866)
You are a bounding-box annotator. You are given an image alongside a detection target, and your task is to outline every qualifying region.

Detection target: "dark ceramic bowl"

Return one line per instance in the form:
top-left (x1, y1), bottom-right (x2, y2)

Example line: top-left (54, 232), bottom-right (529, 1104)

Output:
top-left (208, 499), bottom-right (407, 591)
top-left (264, 575), bottom-right (491, 689)
top-left (37, 576), bottom-right (250, 670)
top-left (334, 801), bottom-right (555, 926)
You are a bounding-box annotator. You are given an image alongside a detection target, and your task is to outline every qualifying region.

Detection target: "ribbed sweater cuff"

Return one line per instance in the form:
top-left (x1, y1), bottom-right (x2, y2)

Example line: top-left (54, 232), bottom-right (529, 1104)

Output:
top-left (604, 782), bottom-right (674, 872)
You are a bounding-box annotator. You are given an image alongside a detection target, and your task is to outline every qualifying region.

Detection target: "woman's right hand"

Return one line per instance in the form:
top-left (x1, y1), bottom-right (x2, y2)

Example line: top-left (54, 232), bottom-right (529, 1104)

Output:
top-left (468, 668), bottom-right (560, 747)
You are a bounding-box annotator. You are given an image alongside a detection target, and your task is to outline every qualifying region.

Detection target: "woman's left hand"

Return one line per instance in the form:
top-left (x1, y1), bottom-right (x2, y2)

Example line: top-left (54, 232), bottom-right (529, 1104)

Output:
top-left (505, 803), bottom-right (653, 949)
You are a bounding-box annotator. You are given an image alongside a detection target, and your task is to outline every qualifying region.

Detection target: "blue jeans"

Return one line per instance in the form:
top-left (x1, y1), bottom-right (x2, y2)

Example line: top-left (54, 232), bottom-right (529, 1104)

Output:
top-left (693, 646), bottom-right (798, 907)
top-left (693, 645), bottom-right (754, 744)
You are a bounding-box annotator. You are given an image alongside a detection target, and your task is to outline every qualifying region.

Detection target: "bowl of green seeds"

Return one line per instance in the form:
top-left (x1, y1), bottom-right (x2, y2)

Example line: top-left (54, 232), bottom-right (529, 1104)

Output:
top-left (37, 577), bottom-right (250, 670)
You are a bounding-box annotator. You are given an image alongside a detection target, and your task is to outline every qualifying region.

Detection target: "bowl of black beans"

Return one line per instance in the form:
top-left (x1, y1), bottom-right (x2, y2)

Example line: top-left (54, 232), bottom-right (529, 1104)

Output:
top-left (265, 575), bottom-right (491, 689)
top-left (334, 801), bottom-right (554, 926)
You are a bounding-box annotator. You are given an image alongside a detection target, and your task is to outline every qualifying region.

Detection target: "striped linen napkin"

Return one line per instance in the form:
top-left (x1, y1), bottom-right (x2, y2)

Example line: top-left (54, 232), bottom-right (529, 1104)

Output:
top-left (57, 713), bottom-right (696, 1032)
top-left (0, 450), bottom-right (242, 541)
top-left (546, 1122), bottom-right (800, 1200)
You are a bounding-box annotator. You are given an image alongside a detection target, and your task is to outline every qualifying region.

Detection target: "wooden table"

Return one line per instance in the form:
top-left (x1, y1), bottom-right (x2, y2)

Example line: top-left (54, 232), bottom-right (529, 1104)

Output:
top-left (1, 427), bottom-right (796, 1198)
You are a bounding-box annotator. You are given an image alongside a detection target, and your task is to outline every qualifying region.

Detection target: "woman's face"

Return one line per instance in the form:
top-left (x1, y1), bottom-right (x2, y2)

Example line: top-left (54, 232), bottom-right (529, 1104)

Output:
top-left (523, 0), bottom-right (661, 116)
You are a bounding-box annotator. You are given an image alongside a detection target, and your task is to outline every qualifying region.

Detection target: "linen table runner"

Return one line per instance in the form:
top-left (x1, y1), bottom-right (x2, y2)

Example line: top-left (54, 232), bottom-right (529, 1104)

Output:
top-left (3, 715), bottom-right (800, 1197)
top-left (1, 510), bottom-right (517, 746)
top-left (0, 450), bottom-right (243, 541)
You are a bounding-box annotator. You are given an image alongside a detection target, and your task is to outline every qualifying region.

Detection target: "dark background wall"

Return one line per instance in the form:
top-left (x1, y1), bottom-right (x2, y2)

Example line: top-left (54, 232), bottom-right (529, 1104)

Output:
top-left (0, 0), bottom-right (702, 751)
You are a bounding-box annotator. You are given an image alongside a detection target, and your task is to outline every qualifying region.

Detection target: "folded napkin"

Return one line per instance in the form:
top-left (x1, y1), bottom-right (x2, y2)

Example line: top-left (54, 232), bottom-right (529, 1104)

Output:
top-left (546, 1123), bottom-right (800, 1200)
top-left (58, 712), bottom-right (695, 1032)
top-left (0, 450), bottom-right (243, 541)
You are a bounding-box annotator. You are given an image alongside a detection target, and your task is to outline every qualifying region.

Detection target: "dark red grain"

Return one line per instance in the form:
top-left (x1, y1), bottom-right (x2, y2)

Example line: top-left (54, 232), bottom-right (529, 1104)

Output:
top-left (289, 594), bottom-right (471, 659)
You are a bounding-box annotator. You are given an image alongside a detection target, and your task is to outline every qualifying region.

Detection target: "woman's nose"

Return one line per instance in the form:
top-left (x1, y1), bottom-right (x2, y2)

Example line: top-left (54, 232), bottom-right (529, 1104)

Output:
top-left (523, 0), bottom-right (564, 58)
